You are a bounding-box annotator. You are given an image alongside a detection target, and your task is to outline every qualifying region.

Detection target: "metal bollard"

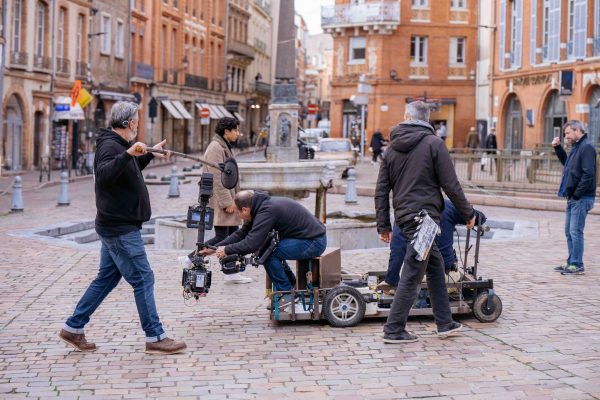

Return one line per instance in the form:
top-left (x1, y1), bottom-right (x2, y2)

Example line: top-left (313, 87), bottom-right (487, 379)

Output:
top-left (345, 167), bottom-right (358, 204)
top-left (57, 171), bottom-right (70, 206)
top-left (168, 166), bottom-right (180, 198)
top-left (10, 176), bottom-right (24, 212)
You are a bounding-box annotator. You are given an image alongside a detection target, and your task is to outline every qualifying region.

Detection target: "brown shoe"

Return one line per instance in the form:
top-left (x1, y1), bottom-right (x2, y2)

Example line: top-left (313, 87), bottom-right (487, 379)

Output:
top-left (145, 338), bottom-right (187, 355)
top-left (58, 329), bottom-right (97, 352)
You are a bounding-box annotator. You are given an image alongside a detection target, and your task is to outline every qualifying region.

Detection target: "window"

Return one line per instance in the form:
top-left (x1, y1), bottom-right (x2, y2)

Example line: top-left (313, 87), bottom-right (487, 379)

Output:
top-left (449, 37), bottom-right (465, 64)
top-left (76, 14), bottom-right (84, 62)
top-left (412, 0), bottom-right (428, 7)
top-left (510, 0), bottom-right (522, 68)
top-left (348, 36), bottom-right (366, 63)
top-left (543, 0), bottom-right (561, 62)
top-left (57, 8), bottom-right (65, 58)
top-left (451, 0), bottom-right (466, 8)
top-left (116, 20), bottom-right (124, 58)
top-left (410, 36), bottom-right (428, 64)
top-left (567, 0), bottom-right (575, 56)
top-left (171, 29), bottom-right (176, 70)
top-left (12, 0), bottom-right (22, 52)
top-left (101, 15), bottom-right (111, 55)
top-left (35, 2), bottom-right (46, 57)
top-left (173, 0), bottom-right (178, 8)
top-left (530, 0), bottom-right (537, 64)
top-left (570, 0), bottom-right (587, 59)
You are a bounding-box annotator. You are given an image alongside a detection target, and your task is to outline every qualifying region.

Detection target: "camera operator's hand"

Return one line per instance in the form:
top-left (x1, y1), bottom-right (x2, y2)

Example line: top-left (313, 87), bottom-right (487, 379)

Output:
top-left (151, 139), bottom-right (170, 160)
top-left (466, 216), bottom-right (476, 230)
top-left (379, 231), bottom-right (392, 244)
top-left (127, 142), bottom-right (147, 157)
top-left (198, 248), bottom-right (216, 256)
top-left (215, 246), bottom-right (226, 259)
top-left (225, 205), bottom-right (236, 214)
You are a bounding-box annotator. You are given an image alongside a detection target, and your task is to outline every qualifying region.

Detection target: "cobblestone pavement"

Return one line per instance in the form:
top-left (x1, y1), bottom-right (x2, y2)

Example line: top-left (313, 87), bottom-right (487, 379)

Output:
top-left (1, 158), bottom-right (600, 399)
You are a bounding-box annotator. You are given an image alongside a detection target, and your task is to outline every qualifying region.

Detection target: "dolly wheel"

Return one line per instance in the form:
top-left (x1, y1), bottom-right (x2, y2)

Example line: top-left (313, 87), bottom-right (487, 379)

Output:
top-left (323, 285), bottom-right (366, 328)
top-left (473, 292), bottom-right (503, 323)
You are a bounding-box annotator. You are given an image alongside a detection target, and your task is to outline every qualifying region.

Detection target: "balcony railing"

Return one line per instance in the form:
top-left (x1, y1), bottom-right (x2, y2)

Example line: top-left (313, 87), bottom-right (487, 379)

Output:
top-left (75, 61), bottom-right (88, 78)
top-left (33, 55), bottom-right (50, 70)
top-left (10, 51), bottom-right (28, 67)
top-left (56, 58), bottom-right (70, 75)
top-left (254, 81), bottom-right (271, 95)
top-left (321, 1), bottom-right (400, 32)
top-left (228, 40), bottom-right (256, 59)
top-left (184, 73), bottom-right (209, 89)
top-left (133, 62), bottom-right (154, 80)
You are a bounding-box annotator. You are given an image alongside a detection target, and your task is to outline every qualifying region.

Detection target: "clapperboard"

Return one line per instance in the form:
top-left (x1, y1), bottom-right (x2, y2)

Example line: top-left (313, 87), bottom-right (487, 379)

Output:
top-left (410, 210), bottom-right (441, 261)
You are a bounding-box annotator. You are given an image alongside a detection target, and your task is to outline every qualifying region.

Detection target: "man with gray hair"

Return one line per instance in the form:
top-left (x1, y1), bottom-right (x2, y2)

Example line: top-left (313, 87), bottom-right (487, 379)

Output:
top-left (59, 101), bottom-right (187, 354)
top-left (552, 120), bottom-right (597, 275)
top-left (375, 101), bottom-right (476, 343)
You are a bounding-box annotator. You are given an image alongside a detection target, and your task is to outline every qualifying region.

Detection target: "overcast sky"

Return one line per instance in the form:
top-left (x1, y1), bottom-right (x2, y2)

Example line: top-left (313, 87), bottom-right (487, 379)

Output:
top-left (295, 0), bottom-right (333, 35)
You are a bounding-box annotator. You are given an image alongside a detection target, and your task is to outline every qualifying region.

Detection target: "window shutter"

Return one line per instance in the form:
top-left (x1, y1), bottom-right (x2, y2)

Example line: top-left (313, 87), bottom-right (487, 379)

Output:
top-left (531, 0), bottom-right (537, 64)
top-left (499, 0), bottom-right (506, 70)
top-left (573, 0), bottom-right (588, 58)
top-left (514, 0), bottom-right (523, 67)
top-left (449, 38), bottom-right (457, 64)
top-left (548, 0), bottom-right (561, 61)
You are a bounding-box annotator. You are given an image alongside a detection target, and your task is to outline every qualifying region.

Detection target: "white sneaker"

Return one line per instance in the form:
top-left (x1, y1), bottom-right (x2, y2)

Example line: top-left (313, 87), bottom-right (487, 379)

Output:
top-left (178, 256), bottom-right (192, 269)
top-left (224, 273), bottom-right (253, 284)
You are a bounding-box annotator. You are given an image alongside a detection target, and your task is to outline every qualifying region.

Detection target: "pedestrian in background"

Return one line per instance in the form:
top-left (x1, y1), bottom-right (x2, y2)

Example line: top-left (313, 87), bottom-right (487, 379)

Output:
top-left (552, 120), bottom-right (597, 275)
top-left (466, 126), bottom-right (479, 150)
top-left (375, 100), bottom-right (475, 344)
top-left (481, 128), bottom-right (498, 171)
top-left (370, 129), bottom-right (386, 165)
top-left (59, 101), bottom-right (187, 355)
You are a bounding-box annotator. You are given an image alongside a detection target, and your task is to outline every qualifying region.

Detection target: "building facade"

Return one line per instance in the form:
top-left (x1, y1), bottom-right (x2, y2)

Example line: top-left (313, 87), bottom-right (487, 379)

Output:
top-left (2, 0), bottom-right (91, 171)
top-left (246, 0), bottom-right (272, 142)
top-left (491, 0), bottom-right (600, 149)
top-left (226, 0), bottom-right (254, 143)
top-left (306, 33), bottom-right (334, 127)
top-left (322, 0), bottom-right (478, 148)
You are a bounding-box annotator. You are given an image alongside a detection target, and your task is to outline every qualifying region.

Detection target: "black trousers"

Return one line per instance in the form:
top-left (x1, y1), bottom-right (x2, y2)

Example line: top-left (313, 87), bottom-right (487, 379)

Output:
top-left (383, 222), bottom-right (454, 334)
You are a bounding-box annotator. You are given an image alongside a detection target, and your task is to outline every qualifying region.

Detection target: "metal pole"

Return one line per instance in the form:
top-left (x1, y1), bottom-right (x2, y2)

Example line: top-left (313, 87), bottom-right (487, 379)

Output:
top-left (360, 104), bottom-right (365, 162)
top-left (49, 0), bottom-right (57, 172)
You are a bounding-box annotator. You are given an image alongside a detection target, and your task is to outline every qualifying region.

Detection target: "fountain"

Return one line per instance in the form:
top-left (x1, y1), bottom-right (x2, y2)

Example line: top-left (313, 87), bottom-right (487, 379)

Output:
top-left (236, 0), bottom-right (348, 200)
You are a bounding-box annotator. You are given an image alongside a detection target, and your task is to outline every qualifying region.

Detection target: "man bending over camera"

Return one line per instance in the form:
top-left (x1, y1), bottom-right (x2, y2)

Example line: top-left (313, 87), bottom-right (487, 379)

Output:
top-left (201, 190), bottom-right (327, 308)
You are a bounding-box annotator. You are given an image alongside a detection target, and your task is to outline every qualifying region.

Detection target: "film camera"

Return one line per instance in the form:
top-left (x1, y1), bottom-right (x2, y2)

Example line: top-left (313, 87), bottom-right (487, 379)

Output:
top-left (218, 230), bottom-right (280, 275)
top-left (181, 157), bottom-right (239, 300)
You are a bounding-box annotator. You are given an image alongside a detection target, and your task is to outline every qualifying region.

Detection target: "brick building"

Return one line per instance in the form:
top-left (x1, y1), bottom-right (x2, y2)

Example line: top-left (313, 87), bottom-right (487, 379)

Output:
top-left (322, 0), bottom-right (478, 148)
top-left (491, 0), bottom-right (600, 149)
top-left (1, 0), bottom-right (91, 171)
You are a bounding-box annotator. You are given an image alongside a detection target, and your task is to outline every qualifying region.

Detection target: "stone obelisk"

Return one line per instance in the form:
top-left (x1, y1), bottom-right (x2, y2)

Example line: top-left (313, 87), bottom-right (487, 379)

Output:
top-left (267, 0), bottom-right (301, 163)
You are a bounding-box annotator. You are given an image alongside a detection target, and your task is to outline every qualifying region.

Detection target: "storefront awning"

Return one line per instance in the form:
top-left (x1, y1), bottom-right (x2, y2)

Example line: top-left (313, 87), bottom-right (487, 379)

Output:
top-left (217, 105), bottom-right (235, 118)
top-left (94, 90), bottom-right (136, 102)
top-left (54, 96), bottom-right (85, 121)
top-left (209, 104), bottom-right (225, 119)
top-left (233, 111), bottom-right (245, 122)
top-left (171, 100), bottom-right (193, 120)
top-left (161, 100), bottom-right (183, 119)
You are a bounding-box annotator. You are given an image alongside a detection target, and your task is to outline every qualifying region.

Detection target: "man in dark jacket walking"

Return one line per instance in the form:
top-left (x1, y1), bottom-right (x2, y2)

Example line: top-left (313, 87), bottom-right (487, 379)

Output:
top-left (59, 101), bottom-right (186, 355)
top-left (370, 129), bottom-right (386, 164)
top-left (375, 101), bottom-right (475, 343)
top-left (201, 190), bottom-right (327, 308)
top-left (552, 120), bottom-right (597, 275)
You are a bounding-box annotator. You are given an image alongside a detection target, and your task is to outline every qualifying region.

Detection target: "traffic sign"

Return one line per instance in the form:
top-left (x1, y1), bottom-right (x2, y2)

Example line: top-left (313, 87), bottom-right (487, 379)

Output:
top-left (200, 108), bottom-right (210, 119)
top-left (307, 104), bottom-right (319, 115)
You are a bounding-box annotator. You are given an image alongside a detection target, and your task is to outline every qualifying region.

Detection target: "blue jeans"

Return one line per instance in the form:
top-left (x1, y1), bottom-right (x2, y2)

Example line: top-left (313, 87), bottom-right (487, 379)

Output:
top-left (264, 235), bottom-right (327, 291)
top-left (565, 197), bottom-right (595, 267)
top-left (65, 230), bottom-right (166, 342)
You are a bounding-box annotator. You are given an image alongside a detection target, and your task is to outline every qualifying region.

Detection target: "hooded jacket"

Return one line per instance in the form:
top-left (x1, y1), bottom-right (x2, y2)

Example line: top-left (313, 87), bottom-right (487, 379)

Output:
top-left (94, 128), bottom-right (154, 236)
top-left (374, 120), bottom-right (474, 232)
top-left (555, 134), bottom-right (597, 200)
top-left (218, 192), bottom-right (326, 255)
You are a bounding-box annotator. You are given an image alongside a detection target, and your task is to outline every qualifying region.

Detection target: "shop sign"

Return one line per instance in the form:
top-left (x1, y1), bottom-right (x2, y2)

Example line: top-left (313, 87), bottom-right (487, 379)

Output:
top-left (512, 73), bottom-right (553, 87)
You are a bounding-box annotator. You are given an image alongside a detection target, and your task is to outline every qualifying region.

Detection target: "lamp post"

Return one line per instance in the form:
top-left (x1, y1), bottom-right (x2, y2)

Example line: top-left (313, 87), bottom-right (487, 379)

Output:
top-left (356, 74), bottom-right (372, 162)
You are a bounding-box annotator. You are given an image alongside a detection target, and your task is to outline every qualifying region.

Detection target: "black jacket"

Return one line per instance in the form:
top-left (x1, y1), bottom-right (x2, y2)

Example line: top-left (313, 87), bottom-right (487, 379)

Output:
top-left (94, 128), bottom-right (154, 236)
top-left (370, 131), bottom-right (386, 152)
top-left (555, 134), bottom-right (597, 199)
top-left (219, 192), bottom-right (326, 255)
top-left (375, 121), bottom-right (474, 232)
